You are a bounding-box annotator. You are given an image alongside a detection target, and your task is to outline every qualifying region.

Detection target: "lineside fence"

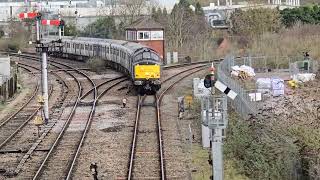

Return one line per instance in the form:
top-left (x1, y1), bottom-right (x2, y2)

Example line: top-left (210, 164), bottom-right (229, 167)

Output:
top-left (217, 55), bottom-right (257, 119)
top-left (217, 55), bottom-right (318, 120)
top-left (0, 73), bottom-right (18, 102)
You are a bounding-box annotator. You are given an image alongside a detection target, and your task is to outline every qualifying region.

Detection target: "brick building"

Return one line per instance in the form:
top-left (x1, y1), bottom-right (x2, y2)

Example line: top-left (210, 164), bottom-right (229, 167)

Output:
top-left (125, 18), bottom-right (165, 60)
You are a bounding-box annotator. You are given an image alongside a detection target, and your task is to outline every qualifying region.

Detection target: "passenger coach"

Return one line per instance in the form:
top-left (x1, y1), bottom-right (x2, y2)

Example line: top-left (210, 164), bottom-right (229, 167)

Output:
top-left (45, 36), bottom-right (162, 95)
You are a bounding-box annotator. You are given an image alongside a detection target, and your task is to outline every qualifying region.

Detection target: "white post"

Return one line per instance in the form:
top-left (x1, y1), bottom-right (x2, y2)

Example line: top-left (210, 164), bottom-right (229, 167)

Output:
top-left (217, 0), bottom-right (220, 6)
top-left (212, 129), bottom-right (223, 180)
top-left (36, 19), bottom-right (40, 43)
top-left (229, 0), bottom-right (232, 6)
top-left (58, 11), bottom-right (62, 40)
top-left (41, 50), bottom-right (49, 124)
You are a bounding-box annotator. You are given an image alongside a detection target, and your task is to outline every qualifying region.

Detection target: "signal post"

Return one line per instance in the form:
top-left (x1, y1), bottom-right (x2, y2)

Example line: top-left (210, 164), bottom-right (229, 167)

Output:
top-left (19, 12), bottom-right (51, 123)
top-left (202, 63), bottom-right (237, 180)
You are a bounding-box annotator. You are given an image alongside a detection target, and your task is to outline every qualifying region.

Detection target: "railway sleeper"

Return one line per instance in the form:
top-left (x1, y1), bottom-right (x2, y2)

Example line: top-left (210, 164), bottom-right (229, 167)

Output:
top-left (0, 148), bottom-right (50, 154)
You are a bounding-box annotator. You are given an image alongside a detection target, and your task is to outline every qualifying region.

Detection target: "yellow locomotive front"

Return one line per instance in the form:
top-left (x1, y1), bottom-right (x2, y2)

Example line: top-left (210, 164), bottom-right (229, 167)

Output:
top-left (134, 64), bottom-right (161, 95)
top-left (134, 65), bottom-right (161, 80)
top-left (132, 48), bottom-right (162, 95)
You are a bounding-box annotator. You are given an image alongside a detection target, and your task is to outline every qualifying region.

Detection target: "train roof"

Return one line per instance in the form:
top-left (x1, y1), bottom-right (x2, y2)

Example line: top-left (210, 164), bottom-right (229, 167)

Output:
top-left (43, 36), bottom-right (149, 54)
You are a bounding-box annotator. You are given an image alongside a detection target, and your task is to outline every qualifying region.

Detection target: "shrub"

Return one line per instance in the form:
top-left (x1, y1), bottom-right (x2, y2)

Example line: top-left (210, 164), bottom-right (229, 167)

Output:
top-left (86, 57), bottom-right (106, 73)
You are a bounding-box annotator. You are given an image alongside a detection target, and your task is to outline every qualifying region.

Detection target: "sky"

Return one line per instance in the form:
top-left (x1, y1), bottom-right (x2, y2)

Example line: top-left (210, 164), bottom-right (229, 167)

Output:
top-left (156, 0), bottom-right (180, 9)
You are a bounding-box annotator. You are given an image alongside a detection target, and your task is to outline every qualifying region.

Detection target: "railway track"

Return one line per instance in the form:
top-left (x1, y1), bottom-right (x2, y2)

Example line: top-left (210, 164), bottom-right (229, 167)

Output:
top-left (8, 53), bottom-right (130, 179)
top-left (0, 66), bottom-right (49, 150)
top-left (128, 94), bottom-right (164, 179)
top-left (7, 52), bottom-right (210, 179)
top-left (0, 62), bottom-right (69, 177)
top-left (127, 65), bottom-right (207, 179)
top-left (28, 58), bottom-right (96, 180)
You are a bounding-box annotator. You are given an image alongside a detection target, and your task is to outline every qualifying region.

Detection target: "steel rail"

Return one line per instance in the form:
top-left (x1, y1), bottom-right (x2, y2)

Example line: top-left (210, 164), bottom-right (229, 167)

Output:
top-left (67, 77), bottom-right (128, 180)
top-left (32, 67), bottom-right (82, 180)
top-left (155, 94), bottom-right (165, 180)
top-left (127, 95), bottom-right (142, 180)
top-left (127, 65), bottom-right (208, 179)
top-left (0, 64), bottom-right (54, 150)
top-left (80, 76), bottom-right (126, 100)
top-left (31, 57), bottom-right (97, 179)
top-left (0, 67), bottom-right (39, 128)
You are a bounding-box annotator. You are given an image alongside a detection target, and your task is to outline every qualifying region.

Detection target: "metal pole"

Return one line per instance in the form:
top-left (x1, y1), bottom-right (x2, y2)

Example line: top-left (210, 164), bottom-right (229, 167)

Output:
top-left (58, 10), bottom-right (62, 41)
top-left (41, 48), bottom-right (49, 124)
top-left (212, 129), bottom-right (223, 180)
top-left (36, 19), bottom-right (41, 43)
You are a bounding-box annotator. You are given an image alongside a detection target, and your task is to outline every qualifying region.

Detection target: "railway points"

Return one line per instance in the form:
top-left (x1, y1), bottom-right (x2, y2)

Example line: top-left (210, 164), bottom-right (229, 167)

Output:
top-left (0, 8), bottom-right (222, 179)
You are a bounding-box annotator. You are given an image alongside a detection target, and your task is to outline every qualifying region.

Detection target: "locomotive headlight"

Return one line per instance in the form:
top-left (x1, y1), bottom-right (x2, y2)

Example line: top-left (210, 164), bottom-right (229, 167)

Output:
top-left (153, 80), bottom-right (161, 85)
top-left (134, 81), bottom-right (143, 85)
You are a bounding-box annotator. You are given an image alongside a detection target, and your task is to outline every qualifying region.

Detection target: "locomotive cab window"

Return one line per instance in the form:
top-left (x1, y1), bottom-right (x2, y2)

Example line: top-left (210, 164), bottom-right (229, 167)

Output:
top-left (143, 52), bottom-right (151, 59)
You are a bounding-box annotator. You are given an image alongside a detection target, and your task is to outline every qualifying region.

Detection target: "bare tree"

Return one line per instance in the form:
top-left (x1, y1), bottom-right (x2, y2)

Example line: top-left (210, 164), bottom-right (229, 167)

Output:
top-left (118, 0), bottom-right (147, 25)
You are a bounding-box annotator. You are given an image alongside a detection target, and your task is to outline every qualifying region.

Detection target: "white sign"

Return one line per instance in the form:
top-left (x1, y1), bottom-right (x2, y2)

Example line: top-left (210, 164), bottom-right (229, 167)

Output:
top-left (151, 31), bottom-right (163, 40)
top-left (249, 93), bottom-right (262, 101)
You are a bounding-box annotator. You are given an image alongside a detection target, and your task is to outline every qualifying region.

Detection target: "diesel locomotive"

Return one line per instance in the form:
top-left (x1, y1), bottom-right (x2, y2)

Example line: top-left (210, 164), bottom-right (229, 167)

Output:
top-left (45, 36), bottom-right (162, 95)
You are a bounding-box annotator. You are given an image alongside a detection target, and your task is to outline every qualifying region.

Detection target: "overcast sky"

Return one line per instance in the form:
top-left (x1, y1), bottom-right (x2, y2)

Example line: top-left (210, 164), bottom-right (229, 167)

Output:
top-left (156, 0), bottom-right (180, 9)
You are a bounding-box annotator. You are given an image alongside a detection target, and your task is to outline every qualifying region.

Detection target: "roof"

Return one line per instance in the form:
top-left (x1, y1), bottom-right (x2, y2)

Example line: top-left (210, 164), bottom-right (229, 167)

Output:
top-left (126, 17), bottom-right (164, 30)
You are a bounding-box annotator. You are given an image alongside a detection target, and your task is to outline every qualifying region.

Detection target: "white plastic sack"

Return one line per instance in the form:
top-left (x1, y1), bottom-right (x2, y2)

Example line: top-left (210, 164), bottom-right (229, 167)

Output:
top-left (240, 65), bottom-right (256, 77)
top-left (292, 73), bottom-right (316, 83)
top-left (231, 65), bottom-right (256, 77)
top-left (256, 78), bottom-right (272, 89)
top-left (231, 71), bottom-right (239, 77)
top-left (231, 65), bottom-right (241, 71)
top-left (271, 78), bottom-right (284, 96)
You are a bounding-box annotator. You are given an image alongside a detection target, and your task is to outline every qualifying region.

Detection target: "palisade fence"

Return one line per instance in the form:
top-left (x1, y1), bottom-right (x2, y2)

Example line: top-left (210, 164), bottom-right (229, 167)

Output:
top-left (0, 73), bottom-right (18, 102)
top-left (217, 55), bottom-right (257, 119)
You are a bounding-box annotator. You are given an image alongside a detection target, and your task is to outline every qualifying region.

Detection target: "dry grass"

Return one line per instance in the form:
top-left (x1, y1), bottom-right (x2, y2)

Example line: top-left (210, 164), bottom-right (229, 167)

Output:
top-left (229, 24), bottom-right (320, 60)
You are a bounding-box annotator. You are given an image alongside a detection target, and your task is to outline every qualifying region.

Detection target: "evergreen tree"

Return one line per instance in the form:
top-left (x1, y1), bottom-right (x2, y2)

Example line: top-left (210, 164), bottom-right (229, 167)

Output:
top-left (178, 0), bottom-right (191, 8)
top-left (280, 5), bottom-right (320, 27)
top-left (151, 6), bottom-right (157, 19)
top-left (155, 7), bottom-right (162, 21)
top-left (81, 17), bottom-right (117, 38)
top-left (195, 2), bottom-right (204, 16)
top-left (163, 7), bottom-right (168, 16)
